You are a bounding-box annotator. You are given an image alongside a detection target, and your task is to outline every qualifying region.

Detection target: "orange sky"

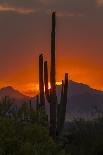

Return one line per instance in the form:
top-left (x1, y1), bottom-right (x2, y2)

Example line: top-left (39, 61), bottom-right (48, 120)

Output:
top-left (0, 53), bottom-right (102, 97)
top-left (0, 0), bottom-right (103, 96)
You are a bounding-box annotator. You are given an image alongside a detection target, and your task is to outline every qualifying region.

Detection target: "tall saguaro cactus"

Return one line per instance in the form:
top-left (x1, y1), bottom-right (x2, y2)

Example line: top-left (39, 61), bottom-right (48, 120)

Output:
top-left (39, 12), bottom-right (69, 139)
top-left (50, 12), bottom-right (57, 138)
top-left (43, 12), bottom-right (57, 138)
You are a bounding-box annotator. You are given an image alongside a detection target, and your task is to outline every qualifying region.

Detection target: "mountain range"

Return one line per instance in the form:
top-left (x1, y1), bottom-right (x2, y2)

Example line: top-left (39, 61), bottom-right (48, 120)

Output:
top-left (0, 81), bottom-right (103, 120)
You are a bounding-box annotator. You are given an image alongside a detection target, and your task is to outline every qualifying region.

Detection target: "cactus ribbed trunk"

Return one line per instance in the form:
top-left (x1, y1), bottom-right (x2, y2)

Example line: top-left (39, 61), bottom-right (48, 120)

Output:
top-left (50, 12), bottom-right (57, 138)
top-left (39, 54), bottom-right (45, 109)
top-left (41, 12), bottom-right (69, 139)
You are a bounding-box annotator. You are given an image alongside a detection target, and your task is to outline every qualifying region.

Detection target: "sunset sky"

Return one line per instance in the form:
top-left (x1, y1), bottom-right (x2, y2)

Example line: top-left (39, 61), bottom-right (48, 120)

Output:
top-left (0, 0), bottom-right (103, 96)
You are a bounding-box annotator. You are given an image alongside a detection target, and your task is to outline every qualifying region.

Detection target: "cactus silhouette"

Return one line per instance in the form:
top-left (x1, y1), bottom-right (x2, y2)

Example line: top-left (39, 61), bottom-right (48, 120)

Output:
top-left (39, 54), bottom-right (45, 109)
top-left (49, 12), bottom-right (57, 138)
top-left (57, 73), bottom-right (69, 135)
top-left (39, 12), bottom-right (69, 139)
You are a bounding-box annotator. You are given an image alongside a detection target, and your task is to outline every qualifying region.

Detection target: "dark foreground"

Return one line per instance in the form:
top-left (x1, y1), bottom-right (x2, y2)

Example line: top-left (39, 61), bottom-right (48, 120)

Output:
top-left (0, 98), bottom-right (103, 155)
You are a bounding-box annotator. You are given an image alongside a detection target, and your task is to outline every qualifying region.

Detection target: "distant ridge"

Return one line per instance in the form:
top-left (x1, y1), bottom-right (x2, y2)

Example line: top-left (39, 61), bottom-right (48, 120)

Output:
top-left (56, 80), bottom-right (103, 97)
top-left (0, 81), bottom-right (103, 119)
top-left (0, 86), bottom-right (29, 100)
top-left (0, 81), bottom-right (102, 99)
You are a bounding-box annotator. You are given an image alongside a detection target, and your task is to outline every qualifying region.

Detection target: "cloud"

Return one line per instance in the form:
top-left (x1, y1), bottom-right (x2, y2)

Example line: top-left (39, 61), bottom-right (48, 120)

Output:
top-left (0, 0), bottom-right (100, 16)
top-left (97, 0), bottom-right (103, 6)
top-left (0, 0), bottom-right (42, 10)
top-left (0, 3), bottom-right (36, 14)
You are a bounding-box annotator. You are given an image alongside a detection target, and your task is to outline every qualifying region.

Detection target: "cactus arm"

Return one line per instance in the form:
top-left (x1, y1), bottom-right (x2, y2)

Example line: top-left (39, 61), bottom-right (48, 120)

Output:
top-left (59, 74), bottom-right (69, 134)
top-left (57, 74), bottom-right (68, 135)
top-left (39, 54), bottom-right (45, 108)
top-left (44, 61), bottom-right (51, 103)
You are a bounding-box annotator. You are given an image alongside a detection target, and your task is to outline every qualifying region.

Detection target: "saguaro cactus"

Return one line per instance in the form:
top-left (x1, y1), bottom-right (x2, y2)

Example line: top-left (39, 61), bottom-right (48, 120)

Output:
top-left (57, 73), bottom-right (69, 135)
top-left (39, 12), bottom-right (69, 139)
top-left (39, 54), bottom-right (45, 108)
top-left (43, 12), bottom-right (57, 138)
top-left (49, 11), bottom-right (57, 138)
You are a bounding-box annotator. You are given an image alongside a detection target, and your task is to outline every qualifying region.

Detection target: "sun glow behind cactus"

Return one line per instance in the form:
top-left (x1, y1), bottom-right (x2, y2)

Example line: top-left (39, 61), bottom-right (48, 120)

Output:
top-left (48, 82), bottom-right (62, 90)
top-left (48, 82), bottom-right (51, 90)
top-left (21, 81), bottom-right (62, 96)
top-left (56, 82), bottom-right (62, 85)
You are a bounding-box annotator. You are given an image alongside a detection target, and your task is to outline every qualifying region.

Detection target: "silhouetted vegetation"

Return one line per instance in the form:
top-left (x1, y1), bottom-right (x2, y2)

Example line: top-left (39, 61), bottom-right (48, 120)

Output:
top-left (1, 97), bottom-right (103, 155)
top-left (38, 12), bottom-right (69, 139)
top-left (58, 118), bottom-right (103, 155)
top-left (0, 97), bottom-right (67, 155)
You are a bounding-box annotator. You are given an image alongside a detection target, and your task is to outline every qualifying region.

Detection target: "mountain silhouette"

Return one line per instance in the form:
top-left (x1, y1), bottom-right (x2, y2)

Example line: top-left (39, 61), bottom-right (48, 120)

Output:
top-left (0, 81), bottom-right (103, 119)
top-left (0, 86), bottom-right (30, 106)
top-left (53, 81), bottom-right (103, 120)
top-left (0, 86), bottom-right (28, 99)
top-left (57, 80), bottom-right (103, 96)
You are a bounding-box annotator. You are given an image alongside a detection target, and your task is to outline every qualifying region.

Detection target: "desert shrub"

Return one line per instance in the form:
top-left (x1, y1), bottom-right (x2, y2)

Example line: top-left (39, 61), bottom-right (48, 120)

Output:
top-left (59, 118), bottom-right (103, 155)
top-left (0, 116), bottom-right (56, 155)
